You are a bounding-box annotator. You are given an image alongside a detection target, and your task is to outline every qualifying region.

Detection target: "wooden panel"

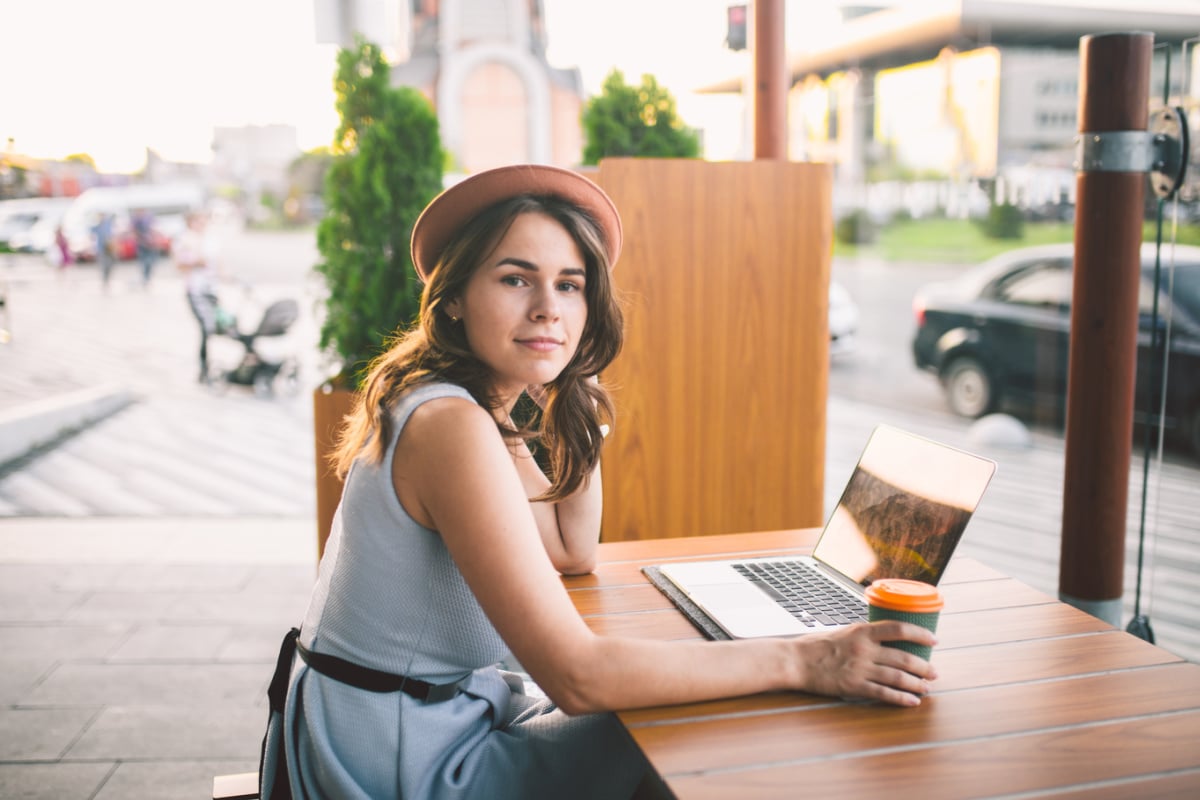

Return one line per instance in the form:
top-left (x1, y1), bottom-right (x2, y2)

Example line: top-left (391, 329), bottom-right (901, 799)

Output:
top-left (1021, 769), bottom-right (1200, 799)
top-left (582, 608), bottom-right (706, 640)
top-left (935, 602), bottom-right (1114, 648)
top-left (595, 159), bottom-right (832, 541)
top-left (570, 584), bottom-right (677, 616)
top-left (629, 663), bottom-right (1200, 777)
top-left (665, 710), bottom-right (1200, 799)
top-left (931, 631), bottom-right (1183, 692)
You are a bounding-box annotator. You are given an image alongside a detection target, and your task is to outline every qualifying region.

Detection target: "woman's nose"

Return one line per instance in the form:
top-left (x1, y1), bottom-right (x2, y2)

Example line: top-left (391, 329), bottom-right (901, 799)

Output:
top-left (530, 286), bottom-right (561, 320)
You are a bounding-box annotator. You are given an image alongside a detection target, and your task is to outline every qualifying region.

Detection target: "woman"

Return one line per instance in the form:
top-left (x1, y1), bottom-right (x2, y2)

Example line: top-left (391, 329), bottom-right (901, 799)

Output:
top-left (277, 165), bottom-right (937, 799)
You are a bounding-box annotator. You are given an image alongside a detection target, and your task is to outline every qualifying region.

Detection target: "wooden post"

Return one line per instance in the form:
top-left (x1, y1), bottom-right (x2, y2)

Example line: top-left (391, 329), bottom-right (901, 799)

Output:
top-left (1059, 32), bottom-right (1153, 625)
top-left (753, 0), bottom-right (787, 159)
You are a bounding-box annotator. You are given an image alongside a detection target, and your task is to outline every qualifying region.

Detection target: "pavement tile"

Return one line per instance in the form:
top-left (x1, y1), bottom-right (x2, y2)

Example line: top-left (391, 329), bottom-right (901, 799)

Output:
top-left (0, 658), bottom-right (58, 706)
top-left (165, 589), bottom-right (309, 627)
top-left (0, 563), bottom-right (124, 592)
top-left (0, 622), bottom-right (130, 662)
top-left (108, 623), bottom-right (242, 662)
top-left (20, 663), bottom-right (266, 707)
top-left (96, 759), bottom-right (259, 800)
top-left (109, 563), bottom-right (255, 592)
top-left (0, 762), bottom-right (114, 800)
top-left (0, 707), bottom-right (100, 760)
top-left (67, 704), bottom-right (264, 760)
top-left (0, 590), bottom-right (87, 623)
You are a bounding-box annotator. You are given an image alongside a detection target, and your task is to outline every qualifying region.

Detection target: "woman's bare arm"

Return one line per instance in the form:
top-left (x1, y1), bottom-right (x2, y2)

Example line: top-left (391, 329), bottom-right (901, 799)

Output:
top-left (393, 398), bottom-right (938, 716)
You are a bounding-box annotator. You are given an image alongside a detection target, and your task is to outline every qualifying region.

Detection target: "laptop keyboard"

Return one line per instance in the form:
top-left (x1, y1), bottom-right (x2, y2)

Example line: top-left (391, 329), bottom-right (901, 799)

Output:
top-left (733, 561), bottom-right (868, 627)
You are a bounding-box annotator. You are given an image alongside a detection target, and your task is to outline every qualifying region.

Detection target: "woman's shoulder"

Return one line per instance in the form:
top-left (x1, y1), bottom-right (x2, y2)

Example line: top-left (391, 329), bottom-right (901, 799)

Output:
top-left (396, 381), bottom-right (485, 431)
top-left (395, 381), bottom-right (476, 415)
top-left (397, 384), bottom-right (499, 458)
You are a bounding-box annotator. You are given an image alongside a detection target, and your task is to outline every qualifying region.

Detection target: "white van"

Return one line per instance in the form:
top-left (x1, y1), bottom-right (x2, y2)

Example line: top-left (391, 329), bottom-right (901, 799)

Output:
top-left (61, 182), bottom-right (206, 260)
top-left (0, 197), bottom-right (73, 252)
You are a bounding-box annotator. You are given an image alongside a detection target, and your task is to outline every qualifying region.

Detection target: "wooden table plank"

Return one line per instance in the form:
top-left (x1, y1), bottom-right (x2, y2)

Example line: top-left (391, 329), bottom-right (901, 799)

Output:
top-left (625, 663), bottom-right (1200, 776)
top-left (934, 602), bottom-right (1114, 648)
top-left (664, 709), bottom-right (1200, 799)
top-left (931, 631), bottom-right (1184, 692)
top-left (1019, 768), bottom-right (1200, 799)
top-left (583, 608), bottom-right (706, 640)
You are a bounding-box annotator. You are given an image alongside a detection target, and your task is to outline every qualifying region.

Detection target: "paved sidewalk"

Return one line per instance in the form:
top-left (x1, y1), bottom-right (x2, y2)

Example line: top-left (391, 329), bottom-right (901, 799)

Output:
top-left (0, 516), bottom-right (316, 800)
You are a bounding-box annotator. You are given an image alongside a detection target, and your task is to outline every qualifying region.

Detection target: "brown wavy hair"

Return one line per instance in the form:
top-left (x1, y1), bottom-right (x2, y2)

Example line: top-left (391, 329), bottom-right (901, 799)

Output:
top-left (332, 194), bottom-right (623, 502)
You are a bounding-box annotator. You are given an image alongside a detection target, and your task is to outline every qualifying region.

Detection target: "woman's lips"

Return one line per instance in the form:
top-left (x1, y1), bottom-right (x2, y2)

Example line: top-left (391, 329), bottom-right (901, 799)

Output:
top-left (517, 337), bottom-right (563, 352)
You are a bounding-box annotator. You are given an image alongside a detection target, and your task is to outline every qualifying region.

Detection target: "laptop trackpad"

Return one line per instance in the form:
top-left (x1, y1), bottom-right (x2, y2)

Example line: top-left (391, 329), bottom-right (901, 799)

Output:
top-left (689, 582), bottom-right (777, 609)
top-left (688, 583), bottom-right (810, 638)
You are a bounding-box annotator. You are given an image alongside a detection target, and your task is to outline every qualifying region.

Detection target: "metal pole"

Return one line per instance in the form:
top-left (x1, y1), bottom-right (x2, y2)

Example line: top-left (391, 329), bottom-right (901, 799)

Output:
top-left (1059, 32), bottom-right (1153, 625)
top-left (753, 0), bottom-right (787, 159)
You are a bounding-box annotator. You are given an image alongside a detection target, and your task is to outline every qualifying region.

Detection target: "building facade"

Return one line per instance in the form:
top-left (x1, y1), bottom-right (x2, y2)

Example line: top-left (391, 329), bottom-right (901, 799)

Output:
top-left (716, 0), bottom-right (1200, 216)
top-left (314, 0), bottom-right (585, 174)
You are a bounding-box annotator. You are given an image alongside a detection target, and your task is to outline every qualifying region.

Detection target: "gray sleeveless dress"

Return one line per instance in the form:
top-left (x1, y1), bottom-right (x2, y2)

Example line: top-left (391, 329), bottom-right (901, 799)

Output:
top-left (283, 382), bottom-right (646, 799)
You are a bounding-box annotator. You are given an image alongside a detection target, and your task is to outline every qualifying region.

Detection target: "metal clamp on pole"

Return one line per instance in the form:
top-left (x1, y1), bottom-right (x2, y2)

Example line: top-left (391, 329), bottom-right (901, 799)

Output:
top-left (1073, 106), bottom-right (1190, 198)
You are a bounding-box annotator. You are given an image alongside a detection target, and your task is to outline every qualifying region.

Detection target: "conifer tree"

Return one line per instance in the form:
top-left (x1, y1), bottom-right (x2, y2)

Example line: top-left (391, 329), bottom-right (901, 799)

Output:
top-left (315, 36), bottom-right (445, 386)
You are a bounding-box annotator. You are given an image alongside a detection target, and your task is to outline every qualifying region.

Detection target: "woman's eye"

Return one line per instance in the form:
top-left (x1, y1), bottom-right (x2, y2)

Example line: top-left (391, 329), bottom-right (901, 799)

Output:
top-left (501, 275), bottom-right (527, 287)
top-left (558, 281), bottom-right (584, 293)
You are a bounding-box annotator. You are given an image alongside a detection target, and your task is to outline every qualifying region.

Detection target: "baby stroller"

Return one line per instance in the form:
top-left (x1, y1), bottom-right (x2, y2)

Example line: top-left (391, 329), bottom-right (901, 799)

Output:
top-left (213, 297), bottom-right (301, 397)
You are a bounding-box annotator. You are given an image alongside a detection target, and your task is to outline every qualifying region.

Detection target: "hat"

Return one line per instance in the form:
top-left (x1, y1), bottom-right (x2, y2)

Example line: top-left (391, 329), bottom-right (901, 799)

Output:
top-left (410, 164), bottom-right (623, 280)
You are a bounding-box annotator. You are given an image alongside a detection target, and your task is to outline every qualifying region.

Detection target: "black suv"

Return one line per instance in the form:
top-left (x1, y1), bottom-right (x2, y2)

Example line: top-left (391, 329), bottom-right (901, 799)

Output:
top-left (912, 243), bottom-right (1200, 459)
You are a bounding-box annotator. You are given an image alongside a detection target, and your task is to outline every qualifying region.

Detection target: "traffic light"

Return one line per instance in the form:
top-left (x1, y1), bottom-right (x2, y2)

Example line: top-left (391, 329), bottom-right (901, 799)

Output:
top-left (726, 4), bottom-right (747, 51)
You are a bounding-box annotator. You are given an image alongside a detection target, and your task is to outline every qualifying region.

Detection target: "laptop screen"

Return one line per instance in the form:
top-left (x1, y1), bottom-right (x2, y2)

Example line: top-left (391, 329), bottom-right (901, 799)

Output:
top-left (812, 425), bottom-right (997, 586)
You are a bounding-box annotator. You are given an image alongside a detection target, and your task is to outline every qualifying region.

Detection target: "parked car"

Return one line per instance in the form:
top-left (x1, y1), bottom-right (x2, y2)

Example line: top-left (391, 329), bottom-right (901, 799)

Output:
top-left (912, 242), bottom-right (1200, 459)
top-left (0, 197), bottom-right (72, 252)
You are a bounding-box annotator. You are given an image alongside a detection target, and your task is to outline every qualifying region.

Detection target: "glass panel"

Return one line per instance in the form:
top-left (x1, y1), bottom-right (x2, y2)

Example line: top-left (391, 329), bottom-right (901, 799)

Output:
top-left (1129, 38), bottom-right (1200, 646)
top-left (824, 30), bottom-right (1200, 664)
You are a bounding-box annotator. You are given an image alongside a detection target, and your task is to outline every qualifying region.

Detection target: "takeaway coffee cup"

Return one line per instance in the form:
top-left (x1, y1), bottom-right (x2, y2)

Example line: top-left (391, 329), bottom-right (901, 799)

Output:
top-left (865, 579), bottom-right (944, 661)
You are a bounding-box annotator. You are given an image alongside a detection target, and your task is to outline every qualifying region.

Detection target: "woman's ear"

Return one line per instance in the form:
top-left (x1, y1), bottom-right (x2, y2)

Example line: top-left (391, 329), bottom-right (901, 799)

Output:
top-left (444, 297), bottom-right (463, 320)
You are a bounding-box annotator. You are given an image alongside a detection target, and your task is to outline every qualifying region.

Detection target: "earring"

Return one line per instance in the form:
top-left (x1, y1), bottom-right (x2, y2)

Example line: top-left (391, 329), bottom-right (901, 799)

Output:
top-left (449, 315), bottom-right (460, 323)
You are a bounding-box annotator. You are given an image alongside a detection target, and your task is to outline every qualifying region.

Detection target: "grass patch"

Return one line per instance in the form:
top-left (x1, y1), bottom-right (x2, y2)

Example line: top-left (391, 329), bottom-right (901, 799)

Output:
top-left (835, 217), bottom-right (1200, 264)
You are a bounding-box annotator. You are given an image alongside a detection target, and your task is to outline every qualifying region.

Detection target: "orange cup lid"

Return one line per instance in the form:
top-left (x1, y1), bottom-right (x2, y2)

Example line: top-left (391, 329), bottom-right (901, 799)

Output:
top-left (865, 579), bottom-right (944, 613)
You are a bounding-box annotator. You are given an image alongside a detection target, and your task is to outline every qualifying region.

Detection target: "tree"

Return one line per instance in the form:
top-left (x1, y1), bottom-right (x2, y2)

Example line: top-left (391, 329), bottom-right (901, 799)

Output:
top-left (314, 36), bottom-right (445, 387)
top-left (581, 69), bottom-right (701, 164)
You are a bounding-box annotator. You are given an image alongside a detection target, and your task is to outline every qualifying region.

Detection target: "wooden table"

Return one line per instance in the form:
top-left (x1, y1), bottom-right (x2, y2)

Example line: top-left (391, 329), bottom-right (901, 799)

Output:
top-left (563, 530), bottom-right (1200, 799)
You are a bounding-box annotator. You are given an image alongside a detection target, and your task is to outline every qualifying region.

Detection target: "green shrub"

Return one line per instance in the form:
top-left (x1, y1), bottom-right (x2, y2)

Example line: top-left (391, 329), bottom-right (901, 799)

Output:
top-left (835, 209), bottom-right (877, 245)
top-left (980, 201), bottom-right (1024, 240)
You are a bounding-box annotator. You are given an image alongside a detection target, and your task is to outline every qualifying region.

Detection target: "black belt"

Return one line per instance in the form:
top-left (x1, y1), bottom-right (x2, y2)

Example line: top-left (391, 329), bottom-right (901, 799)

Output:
top-left (290, 628), bottom-right (463, 703)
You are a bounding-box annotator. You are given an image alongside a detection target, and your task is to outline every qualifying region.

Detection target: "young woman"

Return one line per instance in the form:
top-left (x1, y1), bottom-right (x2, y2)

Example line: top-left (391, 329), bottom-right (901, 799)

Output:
top-left (277, 165), bottom-right (937, 799)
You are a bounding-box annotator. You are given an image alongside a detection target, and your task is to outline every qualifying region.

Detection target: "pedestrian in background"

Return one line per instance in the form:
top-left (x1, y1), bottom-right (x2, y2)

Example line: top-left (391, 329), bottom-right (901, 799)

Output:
top-left (132, 208), bottom-right (158, 287)
top-left (53, 225), bottom-right (73, 271)
top-left (92, 212), bottom-right (115, 290)
top-left (175, 211), bottom-right (222, 382)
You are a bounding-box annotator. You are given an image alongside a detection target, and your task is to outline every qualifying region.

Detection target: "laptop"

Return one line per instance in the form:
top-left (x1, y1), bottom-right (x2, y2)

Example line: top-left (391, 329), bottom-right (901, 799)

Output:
top-left (655, 424), bottom-right (997, 639)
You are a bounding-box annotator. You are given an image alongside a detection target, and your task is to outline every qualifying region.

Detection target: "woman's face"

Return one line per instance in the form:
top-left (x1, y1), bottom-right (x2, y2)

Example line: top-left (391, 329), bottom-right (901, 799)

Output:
top-left (445, 211), bottom-right (589, 406)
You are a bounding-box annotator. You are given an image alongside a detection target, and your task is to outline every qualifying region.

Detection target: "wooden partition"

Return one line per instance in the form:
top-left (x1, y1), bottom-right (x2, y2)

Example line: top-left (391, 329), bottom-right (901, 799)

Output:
top-left (593, 158), bottom-right (832, 542)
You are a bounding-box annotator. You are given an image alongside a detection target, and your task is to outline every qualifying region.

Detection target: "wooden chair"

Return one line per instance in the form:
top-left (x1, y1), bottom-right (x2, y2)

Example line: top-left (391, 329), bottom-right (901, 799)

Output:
top-left (212, 771), bottom-right (258, 800)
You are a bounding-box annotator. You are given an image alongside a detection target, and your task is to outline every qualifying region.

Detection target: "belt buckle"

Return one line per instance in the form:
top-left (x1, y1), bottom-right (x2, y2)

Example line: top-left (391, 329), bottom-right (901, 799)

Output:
top-left (424, 680), bottom-right (460, 703)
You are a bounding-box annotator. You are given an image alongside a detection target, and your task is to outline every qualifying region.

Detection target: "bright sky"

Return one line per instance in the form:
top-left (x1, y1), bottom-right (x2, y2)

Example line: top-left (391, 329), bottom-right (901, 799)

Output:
top-left (4, 0), bottom-right (833, 173)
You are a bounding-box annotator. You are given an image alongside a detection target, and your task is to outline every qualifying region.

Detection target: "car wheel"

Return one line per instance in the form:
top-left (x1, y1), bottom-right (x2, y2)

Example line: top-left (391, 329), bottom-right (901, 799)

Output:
top-left (942, 357), bottom-right (995, 418)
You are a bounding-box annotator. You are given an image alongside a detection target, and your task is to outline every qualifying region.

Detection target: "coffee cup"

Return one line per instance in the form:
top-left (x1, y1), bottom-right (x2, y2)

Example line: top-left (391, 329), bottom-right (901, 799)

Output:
top-left (865, 578), bottom-right (944, 661)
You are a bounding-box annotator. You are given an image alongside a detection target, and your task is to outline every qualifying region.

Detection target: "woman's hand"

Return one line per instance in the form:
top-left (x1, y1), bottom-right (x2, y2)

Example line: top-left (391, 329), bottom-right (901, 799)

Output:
top-left (794, 621), bottom-right (938, 707)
